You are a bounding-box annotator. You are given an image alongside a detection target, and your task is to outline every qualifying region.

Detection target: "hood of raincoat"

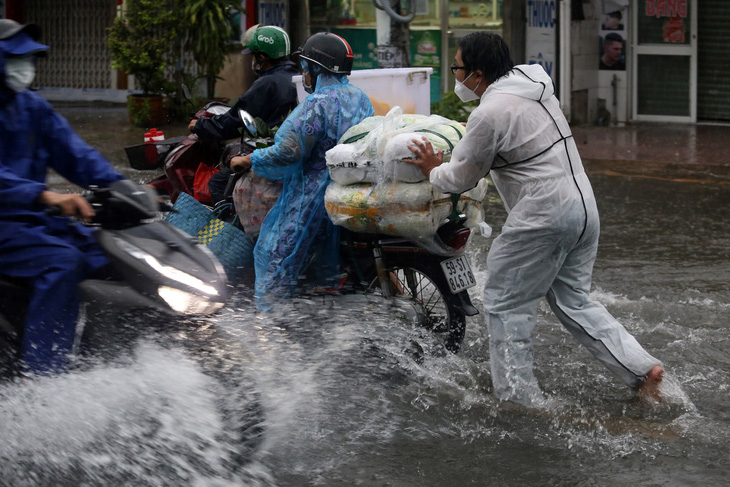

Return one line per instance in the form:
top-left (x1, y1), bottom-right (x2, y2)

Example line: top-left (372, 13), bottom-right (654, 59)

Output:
top-left (485, 64), bottom-right (555, 102)
top-left (0, 24), bottom-right (49, 106)
top-left (312, 70), bottom-right (348, 93)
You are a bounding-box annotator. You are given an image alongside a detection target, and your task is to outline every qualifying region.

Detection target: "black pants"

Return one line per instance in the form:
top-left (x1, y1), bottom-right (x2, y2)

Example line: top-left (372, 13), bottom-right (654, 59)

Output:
top-left (208, 167), bottom-right (234, 205)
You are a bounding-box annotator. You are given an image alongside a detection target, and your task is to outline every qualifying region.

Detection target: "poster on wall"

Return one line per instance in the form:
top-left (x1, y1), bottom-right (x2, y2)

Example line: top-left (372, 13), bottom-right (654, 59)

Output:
top-left (645, 0), bottom-right (688, 44)
top-left (599, 1), bottom-right (627, 70)
top-left (525, 0), bottom-right (556, 81)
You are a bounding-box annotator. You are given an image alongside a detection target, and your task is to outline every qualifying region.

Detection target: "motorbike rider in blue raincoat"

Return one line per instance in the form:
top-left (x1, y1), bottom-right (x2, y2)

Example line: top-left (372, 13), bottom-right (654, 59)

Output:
top-left (0, 20), bottom-right (124, 375)
top-left (230, 32), bottom-right (374, 309)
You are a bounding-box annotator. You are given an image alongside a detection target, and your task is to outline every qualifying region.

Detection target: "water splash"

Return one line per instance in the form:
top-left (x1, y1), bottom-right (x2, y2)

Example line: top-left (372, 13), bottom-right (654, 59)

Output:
top-left (0, 341), bottom-right (272, 486)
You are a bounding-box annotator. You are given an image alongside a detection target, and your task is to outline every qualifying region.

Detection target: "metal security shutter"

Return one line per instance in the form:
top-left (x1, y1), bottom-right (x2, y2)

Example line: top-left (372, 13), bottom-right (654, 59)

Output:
top-left (697, 0), bottom-right (730, 121)
top-left (25, 0), bottom-right (117, 90)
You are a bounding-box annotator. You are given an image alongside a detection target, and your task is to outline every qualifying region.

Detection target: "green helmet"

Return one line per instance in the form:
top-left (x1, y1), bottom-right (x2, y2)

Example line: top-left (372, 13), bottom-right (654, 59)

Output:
top-left (241, 25), bottom-right (290, 60)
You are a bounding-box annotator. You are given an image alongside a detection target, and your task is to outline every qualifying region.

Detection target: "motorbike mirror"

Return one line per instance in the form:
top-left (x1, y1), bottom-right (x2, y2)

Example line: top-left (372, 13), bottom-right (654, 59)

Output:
top-left (181, 83), bottom-right (194, 109)
top-left (181, 83), bottom-right (192, 102)
top-left (239, 110), bottom-right (257, 137)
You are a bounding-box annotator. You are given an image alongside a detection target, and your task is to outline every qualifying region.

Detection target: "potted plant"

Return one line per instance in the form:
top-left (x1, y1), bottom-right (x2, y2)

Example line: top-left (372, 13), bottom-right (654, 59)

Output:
top-left (107, 0), bottom-right (179, 126)
top-left (180, 0), bottom-right (243, 100)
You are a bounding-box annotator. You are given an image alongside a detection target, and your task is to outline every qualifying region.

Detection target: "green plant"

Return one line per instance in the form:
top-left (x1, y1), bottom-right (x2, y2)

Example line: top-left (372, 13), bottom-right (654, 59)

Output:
top-left (180, 0), bottom-right (243, 99)
top-left (127, 96), bottom-right (152, 126)
top-left (107, 0), bottom-right (180, 94)
top-left (430, 91), bottom-right (479, 123)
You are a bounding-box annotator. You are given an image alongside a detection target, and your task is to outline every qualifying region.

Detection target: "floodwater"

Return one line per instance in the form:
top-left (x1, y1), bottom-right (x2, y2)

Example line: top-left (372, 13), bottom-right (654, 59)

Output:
top-left (1, 105), bottom-right (729, 486)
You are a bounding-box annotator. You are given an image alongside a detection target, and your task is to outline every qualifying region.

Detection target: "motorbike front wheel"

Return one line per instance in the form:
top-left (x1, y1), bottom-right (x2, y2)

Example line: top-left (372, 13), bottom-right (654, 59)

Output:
top-left (367, 261), bottom-right (467, 353)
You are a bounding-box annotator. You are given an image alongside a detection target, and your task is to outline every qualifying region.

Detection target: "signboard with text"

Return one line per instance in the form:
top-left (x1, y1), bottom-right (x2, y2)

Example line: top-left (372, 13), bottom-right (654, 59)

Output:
top-left (258, 0), bottom-right (288, 31)
top-left (525, 0), bottom-right (556, 81)
top-left (639, 0), bottom-right (690, 44)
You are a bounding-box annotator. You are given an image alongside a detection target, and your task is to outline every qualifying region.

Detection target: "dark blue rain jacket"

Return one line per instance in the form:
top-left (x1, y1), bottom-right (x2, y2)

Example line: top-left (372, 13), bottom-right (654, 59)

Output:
top-left (0, 89), bottom-right (123, 231)
top-left (1, 55), bottom-right (123, 373)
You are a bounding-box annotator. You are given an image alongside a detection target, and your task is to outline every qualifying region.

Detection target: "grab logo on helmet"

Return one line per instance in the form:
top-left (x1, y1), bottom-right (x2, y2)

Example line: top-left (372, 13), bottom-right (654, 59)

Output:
top-left (258, 34), bottom-right (275, 45)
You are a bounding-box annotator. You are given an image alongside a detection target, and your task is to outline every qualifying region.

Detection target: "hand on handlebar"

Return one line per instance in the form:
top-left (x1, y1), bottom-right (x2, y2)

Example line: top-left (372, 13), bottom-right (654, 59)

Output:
top-left (188, 118), bottom-right (197, 132)
top-left (230, 154), bottom-right (253, 174)
top-left (38, 190), bottom-right (95, 222)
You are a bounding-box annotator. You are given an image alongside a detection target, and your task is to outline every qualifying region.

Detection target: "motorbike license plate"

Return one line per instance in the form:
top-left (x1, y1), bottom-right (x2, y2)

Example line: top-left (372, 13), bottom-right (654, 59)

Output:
top-left (440, 256), bottom-right (477, 294)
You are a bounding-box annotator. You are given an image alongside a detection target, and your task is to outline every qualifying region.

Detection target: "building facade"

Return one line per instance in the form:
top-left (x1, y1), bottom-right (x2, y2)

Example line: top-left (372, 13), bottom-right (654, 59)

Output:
top-left (3, 0), bottom-right (727, 123)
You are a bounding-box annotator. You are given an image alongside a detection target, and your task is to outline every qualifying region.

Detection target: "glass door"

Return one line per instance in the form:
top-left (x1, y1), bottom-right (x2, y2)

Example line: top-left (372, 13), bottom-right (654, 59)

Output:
top-left (631, 0), bottom-right (697, 122)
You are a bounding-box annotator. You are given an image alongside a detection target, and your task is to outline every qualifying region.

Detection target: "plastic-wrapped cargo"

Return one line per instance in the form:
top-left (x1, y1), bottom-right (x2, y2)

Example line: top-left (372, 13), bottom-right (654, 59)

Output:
top-left (324, 106), bottom-right (488, 240)
top-left (326, 107), bottom-right (465, 185)
top-left (325, 179), bottom-right (488, 239)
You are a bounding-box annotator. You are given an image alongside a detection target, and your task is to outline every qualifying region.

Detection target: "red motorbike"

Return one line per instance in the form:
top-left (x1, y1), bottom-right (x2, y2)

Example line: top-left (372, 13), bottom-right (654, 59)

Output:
top-left (124, 102), bottom-right (230, 203)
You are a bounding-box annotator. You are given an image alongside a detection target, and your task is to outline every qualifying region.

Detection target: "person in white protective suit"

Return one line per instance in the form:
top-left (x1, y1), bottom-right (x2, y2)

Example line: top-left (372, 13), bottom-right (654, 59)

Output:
top-left (406, 32), bottom-right (664, 406)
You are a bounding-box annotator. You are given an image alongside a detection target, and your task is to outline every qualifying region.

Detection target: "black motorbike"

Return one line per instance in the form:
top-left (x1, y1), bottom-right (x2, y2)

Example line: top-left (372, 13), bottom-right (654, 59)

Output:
top-left (224, 109), bottom-right (480, 353)
top-left (334, 218), bottom-right (479, 353)
top-left (0, 180), bottom-right (229, 375)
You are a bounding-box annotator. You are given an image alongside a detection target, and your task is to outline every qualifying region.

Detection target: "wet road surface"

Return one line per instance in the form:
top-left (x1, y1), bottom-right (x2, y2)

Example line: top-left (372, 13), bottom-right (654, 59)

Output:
top-left (1, 103), bottom-right (728, 486)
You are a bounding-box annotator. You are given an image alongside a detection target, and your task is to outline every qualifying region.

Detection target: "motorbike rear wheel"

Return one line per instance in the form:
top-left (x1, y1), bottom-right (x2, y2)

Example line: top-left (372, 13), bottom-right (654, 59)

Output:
top-left (366, 261), bottom-right (467, 353)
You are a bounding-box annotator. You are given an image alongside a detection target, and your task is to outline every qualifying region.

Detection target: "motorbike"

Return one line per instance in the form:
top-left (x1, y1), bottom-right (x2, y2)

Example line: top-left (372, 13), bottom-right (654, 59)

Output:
top-left (125, 101), bottom-right (231, 204)
top-left (229, 110), bottom-right (479, 353)
top-left (326, 219), bottom-right (479, 354)
top-left (0, 179), bottom-right (229, 376)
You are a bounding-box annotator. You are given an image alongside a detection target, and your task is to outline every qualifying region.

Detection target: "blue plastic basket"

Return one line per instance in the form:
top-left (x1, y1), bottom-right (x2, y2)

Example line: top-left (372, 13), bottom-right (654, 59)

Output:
top-left (166, 192), bottom-right (254, 284)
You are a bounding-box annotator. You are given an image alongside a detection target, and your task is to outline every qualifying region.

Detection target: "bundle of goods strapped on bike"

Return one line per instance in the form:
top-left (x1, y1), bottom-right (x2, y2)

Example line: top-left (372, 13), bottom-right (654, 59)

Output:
top-left (324, 107), bottom-right (487, 240)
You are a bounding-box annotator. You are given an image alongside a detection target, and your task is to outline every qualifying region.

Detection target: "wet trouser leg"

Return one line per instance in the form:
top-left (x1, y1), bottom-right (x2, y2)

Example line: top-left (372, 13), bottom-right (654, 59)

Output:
top-left (484, 225), bottom-right (562, 406)
top-left (545, 231), bottom-right (660, 389)
top-left (0, 223), bottom-right (107, 374)
top-left (484, 210), bottom-right (660, 405)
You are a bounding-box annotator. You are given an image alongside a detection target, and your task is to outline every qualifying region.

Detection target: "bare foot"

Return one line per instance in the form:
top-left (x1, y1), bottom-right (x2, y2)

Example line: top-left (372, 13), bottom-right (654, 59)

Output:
top-left (638, 365), bottom-right (664, 404)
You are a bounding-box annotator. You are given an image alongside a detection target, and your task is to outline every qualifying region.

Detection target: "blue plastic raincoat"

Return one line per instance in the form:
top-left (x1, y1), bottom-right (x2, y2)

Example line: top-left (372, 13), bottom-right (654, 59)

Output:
top-left (251, 72), bottom-right (373, 308)
top-left (0, 43), bottom-right (123, 374)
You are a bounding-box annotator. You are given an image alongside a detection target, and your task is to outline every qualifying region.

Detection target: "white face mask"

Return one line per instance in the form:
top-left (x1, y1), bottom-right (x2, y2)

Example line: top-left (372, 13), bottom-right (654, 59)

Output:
top-left (4, 56), bottom-right (36, 93)
top-left (454, 71), bottom-right (480, 103)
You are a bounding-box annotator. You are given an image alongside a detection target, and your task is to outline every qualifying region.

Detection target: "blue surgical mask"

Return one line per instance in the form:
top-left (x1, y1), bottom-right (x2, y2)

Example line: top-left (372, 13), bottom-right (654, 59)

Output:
top-left (300, 60), bottom-right (314, 94)
top-left (4, 56), bottom-right (36, 93)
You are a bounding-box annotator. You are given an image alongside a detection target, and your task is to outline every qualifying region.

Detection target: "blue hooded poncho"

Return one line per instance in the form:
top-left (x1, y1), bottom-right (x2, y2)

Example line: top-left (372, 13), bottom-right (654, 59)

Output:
top-left (251, 72), bottom-right (373, 308)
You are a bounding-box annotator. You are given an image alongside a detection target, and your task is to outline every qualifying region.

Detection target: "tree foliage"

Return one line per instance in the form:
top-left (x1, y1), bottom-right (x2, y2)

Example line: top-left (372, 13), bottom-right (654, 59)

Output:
top-left (107, 0), bottom-right (179, 95)
top-left (430, 92), bottom-right (479, 123)
top-left (180, 0), bottom-right (243, 99)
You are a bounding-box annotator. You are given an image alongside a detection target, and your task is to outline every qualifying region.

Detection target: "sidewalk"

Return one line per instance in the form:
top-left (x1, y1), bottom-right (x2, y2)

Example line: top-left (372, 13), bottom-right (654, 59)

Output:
top-left (54, 103), bottom-right (730, 183)
top-left (572, 123), bottom-right (730, 183)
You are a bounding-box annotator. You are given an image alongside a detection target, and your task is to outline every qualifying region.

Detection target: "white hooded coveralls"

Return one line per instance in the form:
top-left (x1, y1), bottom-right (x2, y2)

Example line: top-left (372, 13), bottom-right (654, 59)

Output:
top-left (430, 64), bottom-right (660, 405)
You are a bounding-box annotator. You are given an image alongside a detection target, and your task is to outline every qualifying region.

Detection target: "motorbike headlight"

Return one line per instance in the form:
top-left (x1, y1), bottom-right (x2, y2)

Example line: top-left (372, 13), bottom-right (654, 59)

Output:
top-left (158, 286), bottom-right (225, 315)
top-left (114, 238), bottom-right (219, 297)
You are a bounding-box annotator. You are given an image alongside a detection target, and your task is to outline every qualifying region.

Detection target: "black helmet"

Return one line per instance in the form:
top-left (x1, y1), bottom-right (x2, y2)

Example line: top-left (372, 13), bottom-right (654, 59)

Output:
top-left (297, 32), bottom-right (353, 75)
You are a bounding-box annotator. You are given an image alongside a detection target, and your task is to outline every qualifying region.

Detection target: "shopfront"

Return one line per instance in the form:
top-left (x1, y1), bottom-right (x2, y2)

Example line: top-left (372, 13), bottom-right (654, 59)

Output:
top-left (310, 0), bottom-right (505, 103)
top-left (628, 0), bottom-right (728, 123)
top-left (631, 0), bottom-right (696, 122)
